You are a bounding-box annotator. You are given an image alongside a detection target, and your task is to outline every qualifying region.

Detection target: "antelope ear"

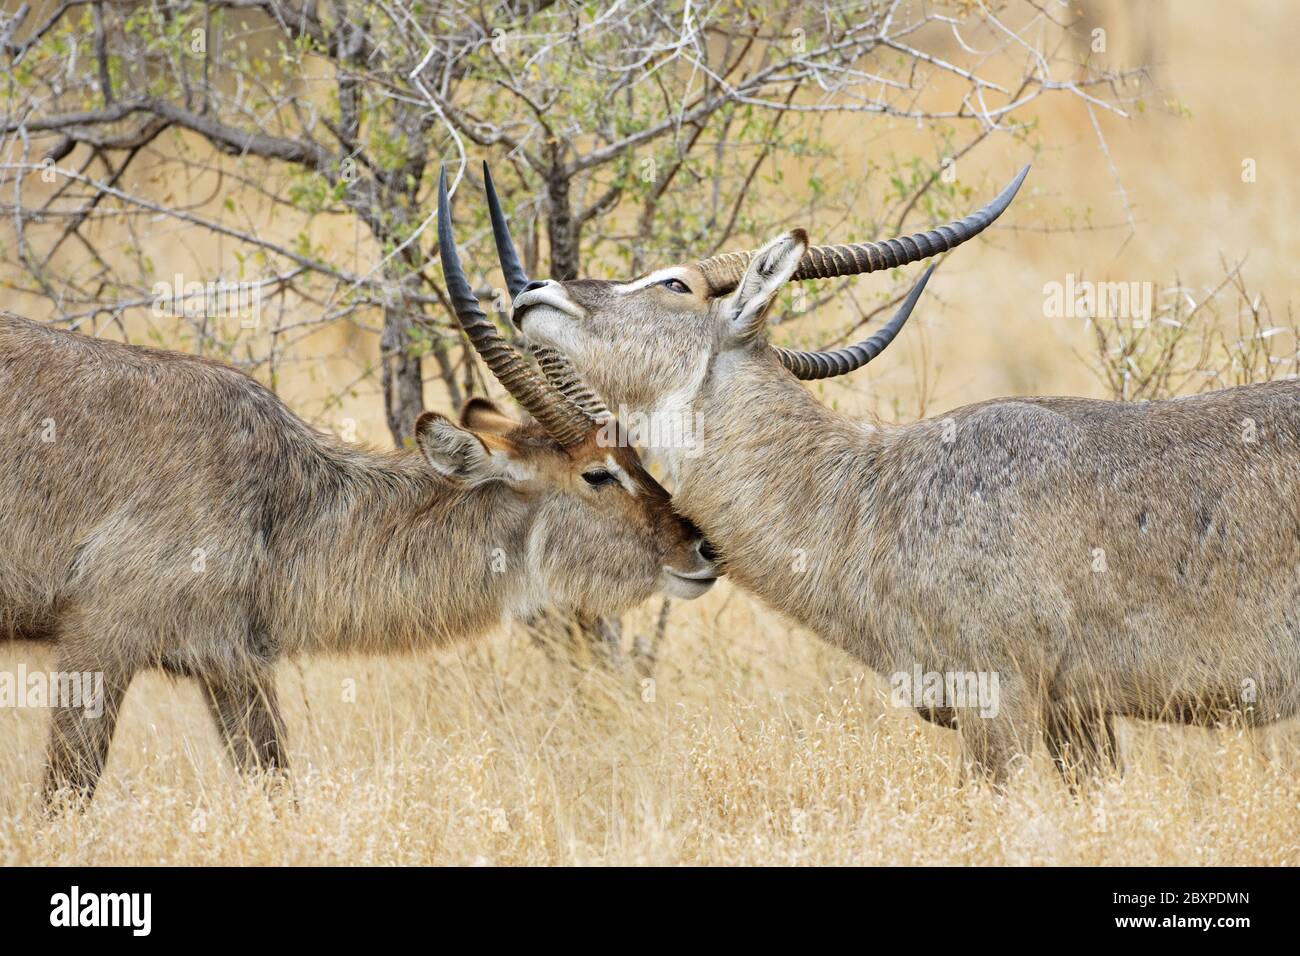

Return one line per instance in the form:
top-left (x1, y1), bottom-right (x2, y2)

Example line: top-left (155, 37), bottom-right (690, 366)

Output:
top-left (459, 397), bottom-right (517, 435)
top-left (725, 228), bottom-right (807, 345)
top-left (415, 412), bottom-right (496, 482)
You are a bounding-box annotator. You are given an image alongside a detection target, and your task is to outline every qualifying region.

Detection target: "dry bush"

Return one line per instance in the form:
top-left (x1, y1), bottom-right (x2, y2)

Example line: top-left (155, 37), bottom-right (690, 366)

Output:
top-left (1083, 261), bottom-right (1300, 401)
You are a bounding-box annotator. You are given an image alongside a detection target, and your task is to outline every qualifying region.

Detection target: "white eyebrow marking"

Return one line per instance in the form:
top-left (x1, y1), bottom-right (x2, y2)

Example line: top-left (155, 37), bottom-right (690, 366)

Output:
top-left (604, 454), bottom-right (637, 494)
top-left (613, 267), bottom-right (693, 296)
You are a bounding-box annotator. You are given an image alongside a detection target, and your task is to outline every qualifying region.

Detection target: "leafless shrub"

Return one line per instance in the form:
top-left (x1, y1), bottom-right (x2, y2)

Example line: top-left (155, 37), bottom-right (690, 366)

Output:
top-left (1084, 261), bottom-right (1299, 402)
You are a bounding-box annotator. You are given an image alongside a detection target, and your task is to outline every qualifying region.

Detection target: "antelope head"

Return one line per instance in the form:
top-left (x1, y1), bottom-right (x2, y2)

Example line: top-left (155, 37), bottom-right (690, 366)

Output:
top-left (436, 168), bottom-right (719, 607)
top-left (487, 162), bottom-right (1028, 420)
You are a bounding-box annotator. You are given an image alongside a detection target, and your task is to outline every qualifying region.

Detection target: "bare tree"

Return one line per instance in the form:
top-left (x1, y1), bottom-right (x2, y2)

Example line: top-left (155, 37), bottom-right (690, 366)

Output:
top-left (1, 0), bottom-right (1142, 436)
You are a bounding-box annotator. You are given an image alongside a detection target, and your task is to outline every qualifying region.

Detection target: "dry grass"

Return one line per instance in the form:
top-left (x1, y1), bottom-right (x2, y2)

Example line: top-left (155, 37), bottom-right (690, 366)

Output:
top-left (3, 603), bottom-right (1297, 866)
top-left (3, 1), bottom-right (1300, 866)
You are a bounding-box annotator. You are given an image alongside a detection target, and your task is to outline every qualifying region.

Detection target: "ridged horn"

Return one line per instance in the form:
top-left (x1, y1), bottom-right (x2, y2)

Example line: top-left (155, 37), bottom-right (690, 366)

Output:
top-left (773, 263), bottom-right (936, 380)
top-left (482, 162), bottom-right (611, 420)
top-left (437, 166), bottom-right (593, 447)
top-left (696, 166), bottom-right (1029, 295)
top-left (534, 347), bottom-right (612, 421)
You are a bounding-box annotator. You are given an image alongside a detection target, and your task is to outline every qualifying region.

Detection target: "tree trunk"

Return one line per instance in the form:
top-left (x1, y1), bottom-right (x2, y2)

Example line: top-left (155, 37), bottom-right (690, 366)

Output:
top-left (545, 171), bottom-right (580, 281)
top-left (381, 303), bottom-right (425, 447)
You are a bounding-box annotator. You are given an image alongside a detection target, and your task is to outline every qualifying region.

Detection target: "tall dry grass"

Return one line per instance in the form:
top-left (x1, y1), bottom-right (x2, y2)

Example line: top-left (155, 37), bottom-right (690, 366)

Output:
top-left (3, 1), bottom-right (1300, 865)
top-left (2, 601), bottom-right (1298, 865)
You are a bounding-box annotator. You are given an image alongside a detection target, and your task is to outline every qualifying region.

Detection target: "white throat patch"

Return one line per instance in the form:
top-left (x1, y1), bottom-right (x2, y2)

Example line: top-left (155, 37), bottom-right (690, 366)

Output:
top-left (635, 353), bottom-right (711, 484)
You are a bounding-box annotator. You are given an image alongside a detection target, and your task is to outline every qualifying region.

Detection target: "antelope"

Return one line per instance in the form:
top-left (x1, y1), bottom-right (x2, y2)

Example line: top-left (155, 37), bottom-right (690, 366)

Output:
top-left (0, 186), bottom-right (717, 800)
top-left (478, 161), bottom-right (1300, 784)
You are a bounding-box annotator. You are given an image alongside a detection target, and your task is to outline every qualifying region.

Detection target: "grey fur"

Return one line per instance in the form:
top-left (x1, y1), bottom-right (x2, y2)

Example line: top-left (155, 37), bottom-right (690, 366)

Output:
top-left (0, 313), bottom-right (713, 801)
top-left (517, 233), bottom-right (1300, 784)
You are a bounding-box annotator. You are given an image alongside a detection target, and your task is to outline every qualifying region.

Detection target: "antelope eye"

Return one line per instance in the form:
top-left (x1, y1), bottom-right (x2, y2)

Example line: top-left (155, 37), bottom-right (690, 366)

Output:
top-left (582, 469), bottom-right (616, 487)
top-left (661, 278), bottom-right (692, 295)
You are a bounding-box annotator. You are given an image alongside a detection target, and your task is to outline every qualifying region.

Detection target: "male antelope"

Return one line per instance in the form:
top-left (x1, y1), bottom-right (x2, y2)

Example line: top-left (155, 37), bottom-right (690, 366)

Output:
top-left (480, 161), bottom-right (1300, 784)
top-left (0, 192), bottom-right (716, 799)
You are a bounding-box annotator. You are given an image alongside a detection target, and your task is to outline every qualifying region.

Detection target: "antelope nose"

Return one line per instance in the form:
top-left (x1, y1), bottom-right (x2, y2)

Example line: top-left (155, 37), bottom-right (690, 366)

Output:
top-left (512, 279), bottom-right (552, 328)
top-left (697, 538), bottom-right (717, 564)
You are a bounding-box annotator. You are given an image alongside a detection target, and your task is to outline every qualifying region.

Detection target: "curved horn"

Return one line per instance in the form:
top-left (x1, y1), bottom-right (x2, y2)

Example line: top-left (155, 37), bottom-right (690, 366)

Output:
top-left (697, 166), bottom-right (1028, 295)
top-left (773, 263), bottom-right (935, 380)
top-left (437, 166), bottom-right (593, 447)
top-left (534, 346), bottom-right (612, 421)
top-left (481, 161), bottom-right (611, 420)
top-left (482, 161), bottom-right (529, 299)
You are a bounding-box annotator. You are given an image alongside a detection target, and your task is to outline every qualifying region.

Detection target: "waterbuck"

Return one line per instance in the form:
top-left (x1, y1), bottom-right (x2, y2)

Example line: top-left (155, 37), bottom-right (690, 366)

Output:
top-left (479, 161), bottom-right (1300, 784)
top-left (0, 265), bottom-right (716, 799)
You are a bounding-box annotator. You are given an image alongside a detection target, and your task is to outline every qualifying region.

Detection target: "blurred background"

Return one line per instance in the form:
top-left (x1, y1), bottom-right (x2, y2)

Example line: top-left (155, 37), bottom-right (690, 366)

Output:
top-left (2, 0), bottom-right (1298, 864)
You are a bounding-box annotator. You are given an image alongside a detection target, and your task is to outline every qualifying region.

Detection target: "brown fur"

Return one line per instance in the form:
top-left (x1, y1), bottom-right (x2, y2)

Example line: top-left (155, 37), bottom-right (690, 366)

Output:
top-left (0, 313), bottom-right (712, 800)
